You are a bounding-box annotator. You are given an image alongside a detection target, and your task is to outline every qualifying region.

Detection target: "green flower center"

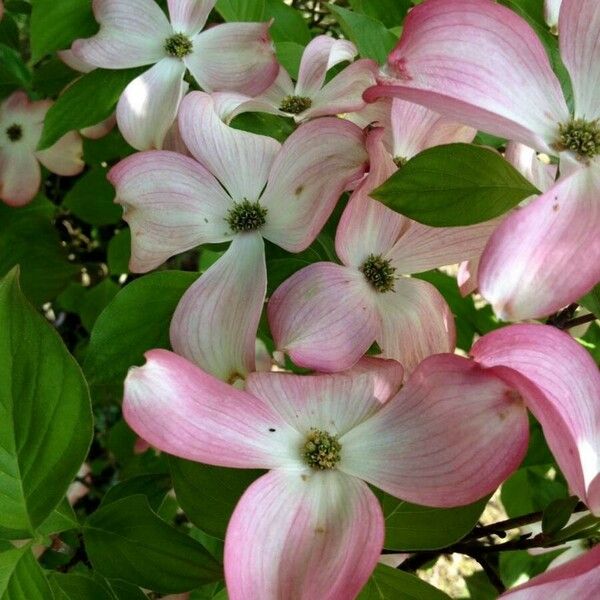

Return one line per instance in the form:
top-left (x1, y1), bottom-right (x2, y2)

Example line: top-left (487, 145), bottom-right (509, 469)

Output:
top-left (393, 156), bottom-right (407, 168)
top-left (164, 33), bottom-right (193, 58)
top-left (556, 118), bottom-right (600, 160)
top-left (6, 123), bottom-right (23, 142)
top-left (360, 253), bottom-right (396, 293)
top-left (280, 95), bottom-right (312, 115)
top-left (225, 200), bottom-right (268, 233)
top-left (303, 429), bottom-right (341, 470)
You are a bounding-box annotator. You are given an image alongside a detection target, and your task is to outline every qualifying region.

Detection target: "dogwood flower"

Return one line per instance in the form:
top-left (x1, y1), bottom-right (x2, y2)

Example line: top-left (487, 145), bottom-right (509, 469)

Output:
top-left (213, 35), bottom-right (378, 124)
top-left (269, 106), bottom-right (494, 373)
top-left (72, 0), bottom-right (278, 151)
top-left (365, 0), bottom-right (600, 320)
top-left (123, 347), bottom-right (532, 599)
top-left (0, 91), bottom-right (84, 206)
top-left (109, 91), bottom-right (368, 381)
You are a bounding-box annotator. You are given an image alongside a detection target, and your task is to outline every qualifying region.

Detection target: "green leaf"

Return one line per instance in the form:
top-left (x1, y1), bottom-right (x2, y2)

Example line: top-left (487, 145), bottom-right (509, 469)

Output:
top-left (215, 0), bottom-right (265, 21)
top-left (49, 573), bottom-right (114, 600)
top-left (265, 0), bottom-right (310, 44)
top-left (0, 268), bottom-right (93, 538)
top-left (79, 279), bottom-right (121, 332)
top-left (348, 0), bottom-right (411, 28)
top-left (326, 4), bottom-right (398, 63)
top-left (169, 459), bottom-right (264, 539)
top-left (0, 197), bottom-right (78, 305)
top-left (377, 491), bottom-right (488, 550)
top-left (107, 229), bottom-right (131, 275)
top-left (84, 495), bottom-right (222, 594)
top-left (107, 579), bottom-right (148, 600)
top-left (30, 0), bottom-right (97, 63)
top-left (38, 67), bottom-right (144, 150)
top-left (0, 43), bottom-right (31, 97)
top-left (63, 167), bottom-right (123, 226)
top-left (0, 15), bottom-right (20, 52)
top-left (542, 496), bottom-right (580, 535)
top-left (37, 498), bottom-right (79, 536)
top-left (358, 564), bottom-right (451, 599)
top-left (579, 283), bottom-right (600, 317)
top-left (274, 41), bottom-right (304, 79)
top-left (0, 544), bottom-right (54, 599)
top-left (32, 58), bottom-right (78, 98)
top-left (373, 144), bottom-right (539, 226)
top-left (101, 474), bottom-right (172, 513)
top-left (84, 271), bottom-right (199, 384)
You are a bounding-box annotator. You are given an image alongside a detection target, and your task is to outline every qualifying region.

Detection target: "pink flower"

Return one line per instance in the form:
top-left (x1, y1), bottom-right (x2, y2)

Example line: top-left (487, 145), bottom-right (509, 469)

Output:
top-left (72, 0), bottom-right (278, 151)
top-left (499, 545), bottom-right (600, 599)
top-left (123, 348), bottom-right (532, 599)
top-left (109, 92), bottom-right (368, 381)
top-left (269, 106), bottom-right (494, 373)
top-left (365, 0), bottom-right (600, 320)
top-left (214, 35), bottom-right (378, 124)
top-left (0, 91), bottom-right (84, 206)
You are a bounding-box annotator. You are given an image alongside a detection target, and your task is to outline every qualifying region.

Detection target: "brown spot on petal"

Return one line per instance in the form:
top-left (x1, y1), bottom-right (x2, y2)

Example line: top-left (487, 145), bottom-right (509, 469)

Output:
top-left (295, 185), bottom-right (304, 195)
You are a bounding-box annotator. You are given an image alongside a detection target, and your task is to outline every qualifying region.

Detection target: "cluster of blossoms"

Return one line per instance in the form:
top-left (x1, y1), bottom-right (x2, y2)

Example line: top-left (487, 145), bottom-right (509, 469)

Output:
top-left (1, 0), bottom-right (599, 597)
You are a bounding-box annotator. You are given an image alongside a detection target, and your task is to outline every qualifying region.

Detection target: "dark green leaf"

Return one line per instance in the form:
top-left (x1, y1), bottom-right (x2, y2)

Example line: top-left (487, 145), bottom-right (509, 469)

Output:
top-left (0, 43), bottom-right (31, 97)
top-left (84, 495), bottom-right (222, 594)
top-left (32, 58), bottom-right (79, 97)
top-left (348, 0), bottom-right (411, 28)
top-left (542, 496), bottom-right (580, 535)
top-left (499, 549), bottom-right (564, 588)
top-left (79, 279), bottom-right (121, 332)
top-left (231, 111), bottom-right (295, 142)
top-left (0, 268), bottom-right (92, 538)
top-left (37, 498), bottom-right (80, 536)
top-left (101, 474), bottom-right (172, 513)
top-left (215, 0), bottom-right (265, 21)
top-left (0, 16), bottom-right (20, 51)
top-left (326, 4), bottom-right (398, 63)
top-left (107, 580), bottom-right (148, 600)
top-left (265, 0), bottom-right (310, 44)
top-left (372, 143), bottom-right (539, 226)
top-left (0, 544), bottom-right (54, 599)
top-left (84, 271), bottom-right (199, 384)
top-left (274, 40), bottom-right (304, 79)
top-left (30, 0), bottom-right (97, 63)
top-left (169, 458), bottom-right (264, 539)
top-left (357, 564), bottom-right (451, 599)
top-left (83, 129), bottom-right (135, 166)
top-left (107, 229), bottom-right (131, 275)
top-left (579, 283), bottom-right (600, 317)
top-left (49, 573), bottom-right (114, 600)
top-left (38, 67), bottom-right (144, 150)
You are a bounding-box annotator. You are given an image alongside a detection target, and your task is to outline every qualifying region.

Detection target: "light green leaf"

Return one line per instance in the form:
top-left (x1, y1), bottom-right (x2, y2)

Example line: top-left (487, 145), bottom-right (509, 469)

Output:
top-left (265, 0), bottom-right (310, 44)
top-left (37, 499), bottom-right (79, 537)
top-left (0, 544), bottom-right (54, 599)
top-left (348, 0), bottom-right (411, 28)
top-left (358, 564), bottom-right (451, 599)
top-left (49, 573), bottom-right (113, 600)
top-left (215, 0), bottom-right (265, 21)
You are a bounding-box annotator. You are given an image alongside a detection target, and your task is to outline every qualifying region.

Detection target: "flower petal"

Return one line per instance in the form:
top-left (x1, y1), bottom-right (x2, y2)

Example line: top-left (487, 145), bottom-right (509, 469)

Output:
top-left (170, 232), bottom-right (266, 381)
top-left (123, 349), bottom-right (302, 469)
top-left (471, 324), bottom-right (600, 515)
top-left (296, 35), bottom-right (357, 97)
top-left (499, 545), bottom-right (600, 599)
top-left (116, 58), bottom-right (186, 151)
top-left (268, 262), bottom-right (379, 373)
top-left (80, 114), bottom-right (116, 140)
top-left (186, 22), bottom-right (278, 96)
top-left (108, 150), bottom-right (232, 272)
top-left (544, 0), bottom-right (562, 29)
top-left (302, 59), bottom-right (378, 121)
top-left (72, 0), bottom-right (171, 69)
top-left (373, 277), bottom-right (456, 373)
top-left (58, 49), bottom-right (95, 74)
top-left (478, 166), bottom-right (600, 320)
top-left (559, 0), bottom-right (600, 120)
top-left (391, 98), bottom-right (476, 161)
top-left (35, 131), bottom-right (84, 176)
top-left (346, 356), bottom-right (405, 403)
top-left (365, 0), bottom-right (569, 153)
top-left (178, 91), bottom-right (280, 201)
top-left (260, 117), bottom-right (368, 252)
top-left (224, 469), bottom-right (384, 600)
top-left (504, 141), bottom-right (557, 193)
top-left (0, 147), bottom-right (41, 207)
top-left (167, 0), bottom-right (216, 36)
top-left (340, 354), bottom-right (529, 507)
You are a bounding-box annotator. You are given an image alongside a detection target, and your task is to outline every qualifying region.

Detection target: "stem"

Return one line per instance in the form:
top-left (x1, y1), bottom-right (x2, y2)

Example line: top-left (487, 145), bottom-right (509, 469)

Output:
top-left (561, 313), bottom-right (597, 329)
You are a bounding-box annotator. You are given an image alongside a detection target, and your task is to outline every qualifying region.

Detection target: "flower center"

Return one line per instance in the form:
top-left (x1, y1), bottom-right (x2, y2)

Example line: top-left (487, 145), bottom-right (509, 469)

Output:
top-left (555, 118), bottom-right (600, 160)
top-left (360, 253), bottom-right (396, 293)
top-left (280, 95), bottom-right (312, 115)
top-left (164, 33), bottom-right (193, 58)
top-left (225, 199), bottom-right (268, 233)
top-left (393, 156), bottom-right (407, 168)
top-left (6, 123), bottom-right (23, 142)
top-left (303, 429), bottom-right (341, 470)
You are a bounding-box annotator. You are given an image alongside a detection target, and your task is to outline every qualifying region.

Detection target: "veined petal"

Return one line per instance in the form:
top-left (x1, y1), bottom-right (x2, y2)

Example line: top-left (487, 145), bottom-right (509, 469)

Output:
top-left (559, 0), bottom-right (600, 120)
top-left (260, 118), bottom-right (368, 252)
top-left (35, 130), bottom-right (84, 176)
top-left (178, 92), bottom-right (280, 201)
top-left (167, 0), bottom-right (216, 36)
top-left (209, 91), bottom-right (283, 125)
top-left (457, 258), bottom-right (480, 297)
top-left (268, 262), bottom-right (379, 373)
top-left (340, 354), bottom-right (529, 507)
top-left (123, 349), bottom-right (302, 469)
top-left (0, 147), bottom-right (41, 206)
top-left (471, 324), bottom-right (600, 515)
top-left (373, 277), bottom-right (456, 373)
top-left (345, 356), bottom-right (405, 403)
top-left (72, 0), bottom-right (171, 69)
top-left (58, 49), bottom-right (95, 74)
top-left (186, 22), bottom-right (278, 96)
top-left (108, 150), bottom-right (232, 272)
top-left (365, 0), bottom-right (569, 153)
top-left (296, 36), bottom-right (357, 98)
top-left (478, 167), bottom-right (600, 320)
top-left (80, 114), bottom-right (116, 140)
top-left (504, 141), bottom-right (557, 192)
top-left (224, 469), bottom-right (383, 600)
top-left (391, 99), bottom-right (475, 161)
top-left (170, 233), bottom-right (266, 382)
top-left (116, 58), bottom-right (186, 151)
top-left (344, 98), bottom-right (394, 153)
top-left (302, 59), bottom-right (378, 121)
top-left (499, 545), bottom-right (600, 599)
